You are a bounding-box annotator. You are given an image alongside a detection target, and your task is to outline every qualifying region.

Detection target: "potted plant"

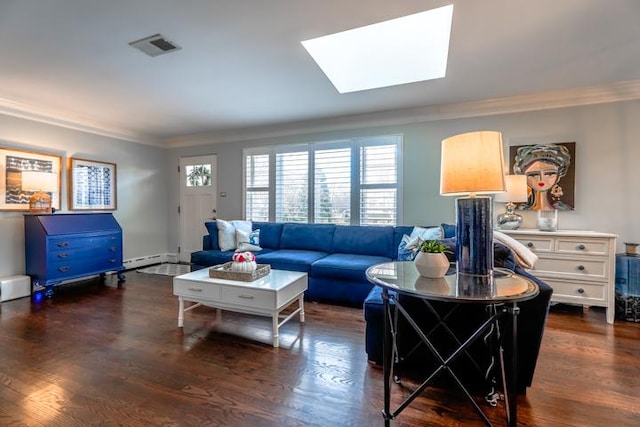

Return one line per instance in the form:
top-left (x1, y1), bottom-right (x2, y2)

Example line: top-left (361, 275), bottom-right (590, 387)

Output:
top-left (413, 240), bottom-right (451, 278)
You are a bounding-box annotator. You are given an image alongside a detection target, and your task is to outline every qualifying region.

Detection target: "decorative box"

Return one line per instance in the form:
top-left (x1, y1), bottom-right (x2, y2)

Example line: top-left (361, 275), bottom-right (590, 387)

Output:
top-left (209, 262), bottom-right (271, 282)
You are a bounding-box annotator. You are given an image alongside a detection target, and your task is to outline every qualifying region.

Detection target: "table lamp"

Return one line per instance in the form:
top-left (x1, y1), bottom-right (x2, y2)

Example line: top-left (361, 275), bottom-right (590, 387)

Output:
top-left (21, 171), bottom-right (57, 214)
top-left (440, 131), bottom-right (506, 277)
top-left (494, 174), bottom-right (528, 230)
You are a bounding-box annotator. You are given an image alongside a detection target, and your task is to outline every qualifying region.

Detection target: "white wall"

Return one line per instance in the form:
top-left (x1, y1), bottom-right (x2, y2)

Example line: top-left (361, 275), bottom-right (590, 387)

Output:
top-left (167, 100), bottom-right (640, 253)
top-left (0, 114), bottom-right (170, 278)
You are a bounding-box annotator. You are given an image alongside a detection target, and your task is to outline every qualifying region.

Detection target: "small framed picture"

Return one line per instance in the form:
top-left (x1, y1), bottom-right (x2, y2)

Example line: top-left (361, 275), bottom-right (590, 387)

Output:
top-left (69, 158), bottom-right (117, 210)
top-left (0, 147), bottom-right (62, 211)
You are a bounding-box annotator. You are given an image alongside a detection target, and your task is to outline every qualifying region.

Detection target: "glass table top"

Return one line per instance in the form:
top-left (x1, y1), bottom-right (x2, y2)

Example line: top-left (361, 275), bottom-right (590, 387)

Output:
top-left (366, 261), bottom-right (539, 304)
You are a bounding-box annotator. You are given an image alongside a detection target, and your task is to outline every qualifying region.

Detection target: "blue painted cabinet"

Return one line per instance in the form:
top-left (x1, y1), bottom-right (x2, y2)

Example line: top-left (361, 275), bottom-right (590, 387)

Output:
top-left (25, 213), bottom-right (125, 293)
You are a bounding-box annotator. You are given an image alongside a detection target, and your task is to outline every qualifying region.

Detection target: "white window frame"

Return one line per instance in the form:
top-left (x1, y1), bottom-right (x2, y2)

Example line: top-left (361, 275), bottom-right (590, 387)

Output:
top-left (242, 134), bottom-right (403, 225)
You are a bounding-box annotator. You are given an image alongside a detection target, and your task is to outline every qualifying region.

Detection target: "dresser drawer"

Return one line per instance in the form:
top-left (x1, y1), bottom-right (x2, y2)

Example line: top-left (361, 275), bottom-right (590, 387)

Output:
top-left (532, 256), bottom-right (608, 281)
top-left (174, 280), bottom-right (221, 300)
top-left (49, 233), bottom-right (121, 251)
top-left (48, 256), bottom-right (122, 280)
top-left (544, 278), bottom-right (606, 302)
top-left (555, 238), bottom-right (609, 256)
top-left (222, 286), bottom-right (275, 310)
top-left (510, 236), bottom-right (554, 253)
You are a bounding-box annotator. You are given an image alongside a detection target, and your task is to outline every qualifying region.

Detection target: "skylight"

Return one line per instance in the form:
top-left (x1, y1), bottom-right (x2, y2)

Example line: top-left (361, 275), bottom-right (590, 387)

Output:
top-left (301, 4), bottom-right (454, 94)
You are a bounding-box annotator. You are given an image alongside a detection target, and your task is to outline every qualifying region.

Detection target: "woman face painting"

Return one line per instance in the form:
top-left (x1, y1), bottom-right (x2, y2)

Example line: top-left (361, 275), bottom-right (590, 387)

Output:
top-left (524, 160), bottom-right (559, 193)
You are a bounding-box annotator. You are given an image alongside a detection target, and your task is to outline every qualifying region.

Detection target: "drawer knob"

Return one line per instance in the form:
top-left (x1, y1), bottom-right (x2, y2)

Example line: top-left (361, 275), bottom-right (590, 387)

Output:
top-left (527, 242), bottom-right (534, 248)
top-left (109, 258), bottom-right (118, 263)
top-left (577, 265), bottom-right (585, 271)
top-left (109, 247), bottom-right (117, 252)
top-left (187, 287), bottom-right (202, 292)
top-left (58, 253), bottom-right (68, 258)
top-left (577, 244), bottom-right (586, 250)
top-left (238, 295), bottom-right (255, 300)
top-left (57, 242), bottom-right (69, 248)
top-left (577, 288), bottom-right (585, 294)
top-left (58, 266), bottom-right (70, 272)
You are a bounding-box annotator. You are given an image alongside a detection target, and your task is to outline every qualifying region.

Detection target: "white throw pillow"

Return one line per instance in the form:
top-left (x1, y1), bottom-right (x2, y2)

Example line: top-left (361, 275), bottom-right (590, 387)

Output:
top-left (217, 219), bottom-right (252, 251)
top-left (235, 229), bottom-right (262, 252)
top-left (409, 226), bottom-right (443, 242)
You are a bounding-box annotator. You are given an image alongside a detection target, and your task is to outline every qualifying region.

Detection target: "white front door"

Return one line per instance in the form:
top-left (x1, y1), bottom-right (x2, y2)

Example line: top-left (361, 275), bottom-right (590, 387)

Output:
top-left (179, 155), bottom-right (217, 263)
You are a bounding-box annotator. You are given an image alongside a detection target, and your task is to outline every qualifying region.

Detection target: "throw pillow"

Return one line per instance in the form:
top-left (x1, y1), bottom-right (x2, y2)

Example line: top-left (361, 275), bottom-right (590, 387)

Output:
top-left (217, 219), bottom-right (252, 251)
top-left (235, 229), bottom-right (262, 252)
top-left (397, 234), bottom-right (422, 261)
top-left (409, 226), bottom-right (443, 241)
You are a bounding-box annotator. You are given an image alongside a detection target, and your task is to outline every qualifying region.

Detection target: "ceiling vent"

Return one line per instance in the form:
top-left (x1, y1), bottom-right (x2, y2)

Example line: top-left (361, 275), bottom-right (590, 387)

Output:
top-left (129, 34), bottom-right (182, 57)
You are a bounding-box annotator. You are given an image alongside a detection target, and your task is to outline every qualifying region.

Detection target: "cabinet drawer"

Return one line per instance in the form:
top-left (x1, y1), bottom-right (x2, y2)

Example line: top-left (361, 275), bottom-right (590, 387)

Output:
top-left (555, 238), bottom-right (609, 256)
top-left (544, 278), bottom-right (606, 302)
top-left (222, 286), bottom-right (275, 309)
top-left (174, 280), bottom-right (221, 300)
top-left (48, 256), bottom-right (122, 280)
top-left (49, 233), bottom-right (121, 251)
top-left (532, 257), bottom-right (608, 281)
top-left (510, 236), bottom-right (554, 253)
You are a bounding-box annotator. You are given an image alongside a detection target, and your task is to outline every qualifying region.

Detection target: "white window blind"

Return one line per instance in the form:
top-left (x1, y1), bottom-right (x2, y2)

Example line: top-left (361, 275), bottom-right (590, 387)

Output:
top-left (314, 147), bottom-right (351, 224)
top-left (245, 154), bottom-right (269, 221)
top-left (275, 151), bottom-right (309, 223)
top-left (243, 135), bottom-right (401, 225)
top-left (360, 144), bottom-right (398, 225)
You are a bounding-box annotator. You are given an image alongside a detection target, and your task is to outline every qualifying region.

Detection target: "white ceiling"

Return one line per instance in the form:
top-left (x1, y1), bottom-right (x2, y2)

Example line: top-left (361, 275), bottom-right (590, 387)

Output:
top-left (1, 0), bottom-right (640, 147)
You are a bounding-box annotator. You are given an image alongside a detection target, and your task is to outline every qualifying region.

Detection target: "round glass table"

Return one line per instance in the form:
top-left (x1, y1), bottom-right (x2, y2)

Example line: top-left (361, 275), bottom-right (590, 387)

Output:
top-left (366, 261), bottom-right (539, 427)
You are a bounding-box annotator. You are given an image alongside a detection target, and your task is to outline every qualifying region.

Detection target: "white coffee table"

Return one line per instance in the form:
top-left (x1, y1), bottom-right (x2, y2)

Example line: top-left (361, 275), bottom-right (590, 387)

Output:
top-left (173, 268), bottom-right (308, 347)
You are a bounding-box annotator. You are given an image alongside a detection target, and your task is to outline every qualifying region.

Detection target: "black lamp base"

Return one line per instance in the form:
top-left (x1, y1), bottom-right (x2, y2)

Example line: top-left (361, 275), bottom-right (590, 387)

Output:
top-left (455, 196), bottom-right (494, 277)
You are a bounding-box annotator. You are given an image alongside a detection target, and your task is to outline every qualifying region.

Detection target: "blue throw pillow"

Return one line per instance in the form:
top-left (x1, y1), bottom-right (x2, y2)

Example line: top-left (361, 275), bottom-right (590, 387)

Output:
top-left (397, 234), bottom-right (421, 261)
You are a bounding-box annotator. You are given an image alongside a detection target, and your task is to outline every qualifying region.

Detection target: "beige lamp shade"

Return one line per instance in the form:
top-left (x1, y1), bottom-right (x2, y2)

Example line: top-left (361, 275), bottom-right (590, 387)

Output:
top-left (440, 131), bottom-right (506, 196)
top-left (21, 171), bottom-right (57, 192)
top-left (494, 174), bottom-right (528, 203)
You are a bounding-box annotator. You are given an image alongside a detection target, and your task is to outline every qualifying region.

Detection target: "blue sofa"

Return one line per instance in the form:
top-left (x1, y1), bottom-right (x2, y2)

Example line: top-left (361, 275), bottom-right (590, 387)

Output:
top-left (191, 221), bottom-right (415, 306)
top-left (191, 221), bottom-right (552, 392)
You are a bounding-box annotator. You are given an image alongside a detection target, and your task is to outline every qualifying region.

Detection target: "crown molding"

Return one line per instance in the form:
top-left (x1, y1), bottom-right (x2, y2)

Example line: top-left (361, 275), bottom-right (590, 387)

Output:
top-left (0, 97), bottom-right (161, 146)
top-left (3, 80), bottom-right (640, 149)
top-left (164, 79), bottom-right (640, 148)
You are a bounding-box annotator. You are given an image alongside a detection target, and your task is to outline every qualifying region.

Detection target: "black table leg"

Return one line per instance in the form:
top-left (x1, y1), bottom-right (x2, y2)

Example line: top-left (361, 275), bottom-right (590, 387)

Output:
top-left (505, 303), bottom-right (520, 427)
top-left (382, 288), bottom-right (393, 426)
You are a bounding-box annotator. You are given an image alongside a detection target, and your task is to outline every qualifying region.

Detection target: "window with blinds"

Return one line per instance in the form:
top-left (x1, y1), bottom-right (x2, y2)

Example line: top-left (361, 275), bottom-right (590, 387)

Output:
top-left (275, 151), bottom-right (309, 222)
top-left (243, 135), bottom-right (401, 225)
top-left (245, 154), bottom-right (269, 221)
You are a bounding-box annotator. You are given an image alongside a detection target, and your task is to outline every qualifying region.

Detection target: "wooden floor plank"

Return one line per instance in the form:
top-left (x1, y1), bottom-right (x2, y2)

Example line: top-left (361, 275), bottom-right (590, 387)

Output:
top-left (0, 273), bottom-right (638, 426)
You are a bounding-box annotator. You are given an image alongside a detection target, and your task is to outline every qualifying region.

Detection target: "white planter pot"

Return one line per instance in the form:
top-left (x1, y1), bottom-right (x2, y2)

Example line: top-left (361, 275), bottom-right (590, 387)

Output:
top-left (414, 252), bottom-right (450, 278)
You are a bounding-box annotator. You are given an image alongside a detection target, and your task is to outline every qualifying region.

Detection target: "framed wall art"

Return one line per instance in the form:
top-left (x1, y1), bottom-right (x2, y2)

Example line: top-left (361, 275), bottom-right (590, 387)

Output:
top-left (508, 142), bottom-right (576, 211)
top-left (69, 158), bottom-right (117, 210)
top-left (0, 147), bottom-right (62, 211)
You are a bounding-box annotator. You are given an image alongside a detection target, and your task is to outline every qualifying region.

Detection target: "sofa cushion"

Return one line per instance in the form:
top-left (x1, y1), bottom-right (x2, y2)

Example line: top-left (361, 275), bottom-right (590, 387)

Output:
top-left (331, 225), bottom-right (394, 257)
top-left (204, 221), bottom-right (220, 250)
top-left (255, 249), bottom-right (328, 273)
top-left (393, 225), bottom-right (414, 257)
top-left (279, 223), bottom-right (335, 252)
top-left (311, 253), bottom-right (392, 282)
top-left (252, 222), bottom-right (283, 249)
top-left (190, 249), bottom-right (235, 267)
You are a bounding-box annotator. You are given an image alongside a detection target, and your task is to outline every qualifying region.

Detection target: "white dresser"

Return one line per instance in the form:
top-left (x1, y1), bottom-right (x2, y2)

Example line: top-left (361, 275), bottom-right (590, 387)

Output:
top-left (501, 229), bottom-right (617, 324)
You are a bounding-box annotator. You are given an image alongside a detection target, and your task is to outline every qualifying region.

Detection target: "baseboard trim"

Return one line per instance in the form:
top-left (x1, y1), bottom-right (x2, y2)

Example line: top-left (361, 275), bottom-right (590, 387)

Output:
top-left (122, 253), bottom-right (179, 270)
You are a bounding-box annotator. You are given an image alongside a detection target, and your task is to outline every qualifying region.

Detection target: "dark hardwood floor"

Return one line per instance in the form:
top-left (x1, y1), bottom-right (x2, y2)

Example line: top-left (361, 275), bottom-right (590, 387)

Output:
top-left (0, 271), bottom-right (638, 426)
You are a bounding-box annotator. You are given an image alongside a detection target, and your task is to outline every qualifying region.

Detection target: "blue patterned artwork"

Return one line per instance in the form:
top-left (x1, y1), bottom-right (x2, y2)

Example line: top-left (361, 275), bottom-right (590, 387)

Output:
top-left (70, 158), bottom-right (117, 210)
